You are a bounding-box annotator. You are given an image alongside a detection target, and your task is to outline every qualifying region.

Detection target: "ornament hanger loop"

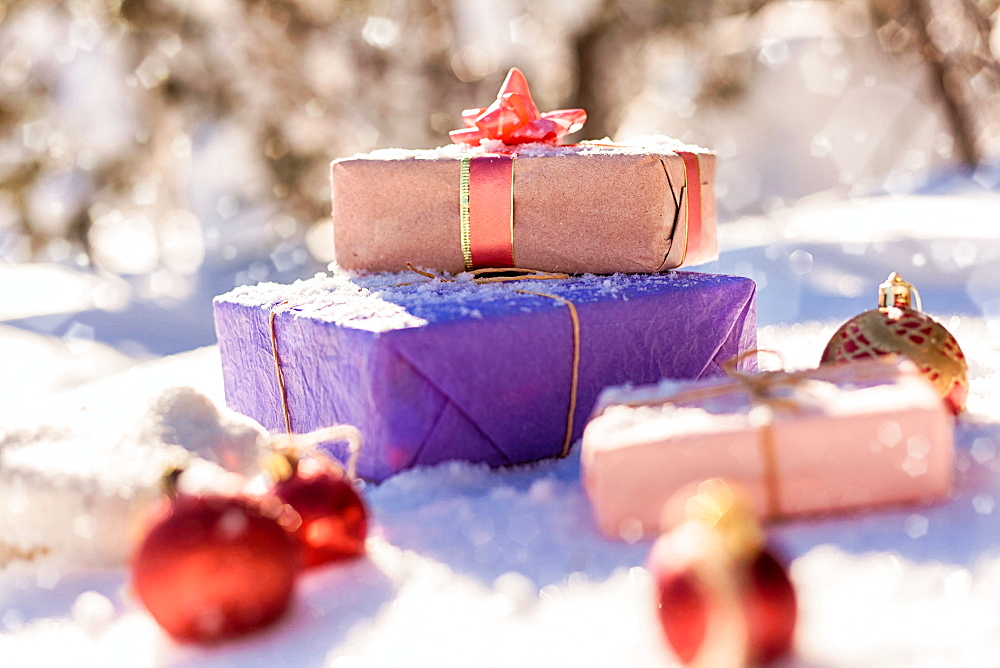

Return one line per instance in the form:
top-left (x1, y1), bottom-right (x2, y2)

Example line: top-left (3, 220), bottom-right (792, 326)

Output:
top-left (878, 272), bottom-right (922, 311)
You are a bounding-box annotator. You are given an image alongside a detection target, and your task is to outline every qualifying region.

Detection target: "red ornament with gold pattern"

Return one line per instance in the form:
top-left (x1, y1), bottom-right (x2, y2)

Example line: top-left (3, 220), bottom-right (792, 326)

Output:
top-left (820, 272), bottom-right (968, 414)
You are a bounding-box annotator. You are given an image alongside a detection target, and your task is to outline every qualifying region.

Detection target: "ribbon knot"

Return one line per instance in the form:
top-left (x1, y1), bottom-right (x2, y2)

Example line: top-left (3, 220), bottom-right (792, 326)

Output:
top-left (613, 351), bottom-right (906, 519)
top-left (450, 68), bottom-right (586, 146)
top-left (609, 350), bottom-right (804, 519)
top-left (720, 350), bottom-right (806, 414)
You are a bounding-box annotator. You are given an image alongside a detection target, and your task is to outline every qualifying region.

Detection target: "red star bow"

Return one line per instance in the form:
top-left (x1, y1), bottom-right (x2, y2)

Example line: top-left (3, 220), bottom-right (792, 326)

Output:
top-left (450, 68), bottom-right (587, 146)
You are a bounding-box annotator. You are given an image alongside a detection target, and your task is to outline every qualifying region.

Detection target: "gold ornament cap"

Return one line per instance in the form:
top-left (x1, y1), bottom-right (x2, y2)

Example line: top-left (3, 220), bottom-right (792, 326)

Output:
top-left (821, 272), bottom-right (968, 414)
top-left (663, 479), bottom-right (765, 560)
top-left (878, 272), bottom-right (922, 311)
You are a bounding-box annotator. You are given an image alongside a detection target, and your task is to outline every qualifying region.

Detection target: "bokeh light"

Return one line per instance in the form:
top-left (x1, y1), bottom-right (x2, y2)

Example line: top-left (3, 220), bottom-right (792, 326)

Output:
top-left (0, 0), bottom-right (996, 351)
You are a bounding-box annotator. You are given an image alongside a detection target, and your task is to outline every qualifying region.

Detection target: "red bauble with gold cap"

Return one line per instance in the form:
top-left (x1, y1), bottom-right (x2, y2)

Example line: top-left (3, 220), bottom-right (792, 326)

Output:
top-left (649, 480), bottom-right (797, 666)
top-left (260, 437), bottom-right (369, 570)
top-left (267, 454), bottom-right (368, 569)
top-left (131, 490), bottom-right (300, 644)
top-left (821, 272), bottom-right (968, 415)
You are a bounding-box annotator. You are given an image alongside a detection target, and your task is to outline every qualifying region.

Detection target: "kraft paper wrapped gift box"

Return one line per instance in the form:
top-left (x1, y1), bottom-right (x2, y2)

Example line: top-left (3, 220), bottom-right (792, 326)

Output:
top-left (581, 357), bottom-right (953, 539)
top-left (331, 139), bottom-right (717, 276)
top-left (213, 270), bottom-right (756, 482)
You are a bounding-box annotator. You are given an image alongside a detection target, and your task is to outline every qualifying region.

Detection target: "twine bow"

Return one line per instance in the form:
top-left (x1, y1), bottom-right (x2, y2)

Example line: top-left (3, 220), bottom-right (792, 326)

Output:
top-left (719, 350), bottom-right (806, 413)
top-left (615, 350), bottom-right (809, 519)
top-left (617, 352), bottom-right (906, 519)
top-left (625, 350), bottom-right (808, 414)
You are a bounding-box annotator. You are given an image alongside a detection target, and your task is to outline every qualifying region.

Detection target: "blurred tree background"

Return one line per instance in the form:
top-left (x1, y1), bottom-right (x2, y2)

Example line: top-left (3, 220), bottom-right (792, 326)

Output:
top-left (0, 0), bottom-right (998, 351)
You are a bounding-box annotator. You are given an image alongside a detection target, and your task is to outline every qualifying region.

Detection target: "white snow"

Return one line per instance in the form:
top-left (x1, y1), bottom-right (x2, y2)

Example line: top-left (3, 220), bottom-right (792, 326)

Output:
top-left (342, 135), bottom-right (710, 162)
top-left (0, 377), bottom-right (261, 566)
top-left (3, 182), bottom-right (1000, 666)
top-left (218, 268), bottom-right (733, 335)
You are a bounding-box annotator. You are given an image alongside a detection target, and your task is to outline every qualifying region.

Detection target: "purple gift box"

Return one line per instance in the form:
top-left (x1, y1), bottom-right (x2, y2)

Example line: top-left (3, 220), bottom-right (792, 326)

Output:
top-left (213, 270), bottom-right (757, 481)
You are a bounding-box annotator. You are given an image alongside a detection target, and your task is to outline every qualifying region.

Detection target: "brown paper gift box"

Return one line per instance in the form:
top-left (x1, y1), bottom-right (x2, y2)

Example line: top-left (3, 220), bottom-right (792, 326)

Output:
top-left (331, 142), bottom-right (717, 275)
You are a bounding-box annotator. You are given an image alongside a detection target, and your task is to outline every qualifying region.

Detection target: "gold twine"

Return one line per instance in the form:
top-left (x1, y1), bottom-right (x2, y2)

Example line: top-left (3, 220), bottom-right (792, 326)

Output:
top-left (404, 264), bottom-right (570, 284)
top-left (269, 301), bottom-right (293, 435)
top-left (403, 263), bottom-right (580, 458)
top-left (268, 302), bottom-right (362, 479)
top-left (612, 351), bottom-right (906, 518)
top-left (267, 265), bottom-right (582, 473)
top-left (612, 350), bottom-right (808, 518)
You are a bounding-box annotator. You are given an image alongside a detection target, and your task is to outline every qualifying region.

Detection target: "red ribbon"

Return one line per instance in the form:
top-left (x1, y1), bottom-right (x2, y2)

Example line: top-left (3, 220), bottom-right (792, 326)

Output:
top-left (450, 68), bottom-right (586, 146)
top-left (461, 148), bottom-right (704, 270)
top-left (468, 155), bottom-right (515, 267)
top-left (450, 68), bottom-right (702, 267)
top-left (678, 151), bottom-right (703, 264)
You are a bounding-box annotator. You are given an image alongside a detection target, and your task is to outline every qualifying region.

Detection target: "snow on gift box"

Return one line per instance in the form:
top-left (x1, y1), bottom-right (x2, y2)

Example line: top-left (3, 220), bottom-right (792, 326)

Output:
top-left (213, 269), bottom-right (757, 482)
top-left (331, 68), bottom-right (718, 275)
top-left (581, 356), bottom-right (953, 540)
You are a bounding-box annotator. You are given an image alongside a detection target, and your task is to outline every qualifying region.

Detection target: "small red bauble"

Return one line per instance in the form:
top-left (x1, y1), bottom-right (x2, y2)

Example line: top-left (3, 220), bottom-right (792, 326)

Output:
top-left (655, 555), bottom-right (710, 664)
top-left (131, 493), bottom-right (300, 643)
top-left (269, 455), bottom-right (368, 568)
top-left (744, 549), bottom-right (797, 664)
top-left (651, 530), bottom-right (796, 666)
top-left (650, 480), bottom-right (796, 666)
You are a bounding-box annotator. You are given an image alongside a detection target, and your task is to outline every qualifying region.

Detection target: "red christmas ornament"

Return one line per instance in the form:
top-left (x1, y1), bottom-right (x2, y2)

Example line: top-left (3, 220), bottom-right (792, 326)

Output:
top-left (744, 549), bottom-right (798, 664)
top-left (654, 549), bottom-right (710, 665)
top-left (131, 485), bottom-right (300, 644)
top-left (266, 453), bottom-right (368, 569)
top-left (821, 272), bottom-right (968, 414)
top-left (649, 480), bottom-right (796, 666)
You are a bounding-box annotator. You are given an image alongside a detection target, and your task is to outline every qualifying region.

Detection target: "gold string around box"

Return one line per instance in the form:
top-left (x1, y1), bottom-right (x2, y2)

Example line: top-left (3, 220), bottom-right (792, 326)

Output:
top-left (611, 351), bottom-right (808, 519)
top-left (268, 301), bottom-right (294, 436)
top-left (267, 302), bottom-right (361, 478)
top-left (267, 266), bottom-right (582, 466)
top-left (610, 351), bottom-right (907, 519)
top-left (404, 264), bottom-right (580, 458)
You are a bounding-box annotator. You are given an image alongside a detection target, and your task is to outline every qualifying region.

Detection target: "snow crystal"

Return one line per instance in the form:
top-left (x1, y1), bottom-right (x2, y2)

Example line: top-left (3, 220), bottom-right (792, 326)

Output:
top-left (904, 514), bottom-right (930, 539)
top-left (972, 494), bottom-right (995, 514)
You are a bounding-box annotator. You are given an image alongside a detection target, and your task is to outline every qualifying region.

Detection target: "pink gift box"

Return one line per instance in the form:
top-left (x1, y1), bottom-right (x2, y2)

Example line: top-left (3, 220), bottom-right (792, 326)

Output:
top-left (581, 357), bottom-right (954, 540)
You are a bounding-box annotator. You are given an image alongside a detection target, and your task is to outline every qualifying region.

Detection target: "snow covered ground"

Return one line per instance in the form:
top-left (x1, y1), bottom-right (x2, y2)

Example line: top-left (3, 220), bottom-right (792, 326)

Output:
top-left (2, 173), bottom-right (1000, 666)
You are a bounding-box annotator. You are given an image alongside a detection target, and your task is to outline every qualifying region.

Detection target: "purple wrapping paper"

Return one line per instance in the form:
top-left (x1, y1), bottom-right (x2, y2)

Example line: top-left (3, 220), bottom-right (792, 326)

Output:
top-left (213, 270), bottom-right (757, 481)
